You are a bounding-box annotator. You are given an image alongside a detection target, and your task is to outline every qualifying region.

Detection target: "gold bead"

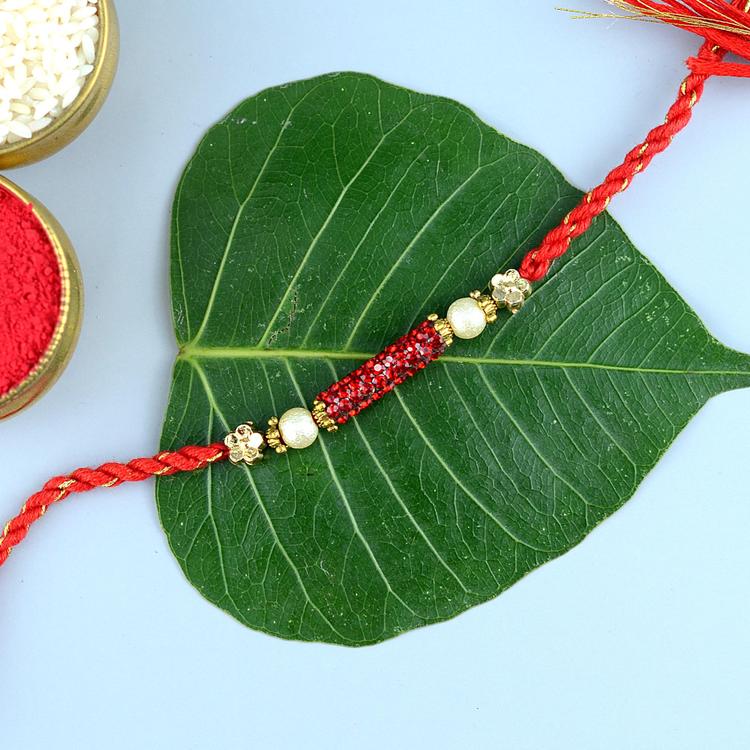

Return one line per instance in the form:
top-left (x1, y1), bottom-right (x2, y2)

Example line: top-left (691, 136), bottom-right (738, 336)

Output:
top-left (224, 422), bottom-right (266, 466)
top-left (428, 313), bottom-right (455, 347)
top-left (470, 290), bottom-right (499, 324)
top-left (312, 399), bottom-right (338, 432)
top-left (489, 269), bottom-right (532, 315)
top-left (265, 417), bottom-right (288, 454)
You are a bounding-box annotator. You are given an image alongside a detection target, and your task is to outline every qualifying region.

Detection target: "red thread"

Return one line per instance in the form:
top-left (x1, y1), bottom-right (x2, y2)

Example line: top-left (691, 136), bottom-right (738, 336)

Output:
top-left (0, 186), bottom-right (62, 398)
top-left (688, 57), bottom-right (750, 75)
top-left (520, 0), bottom-right (750, 282)
top-left (0, 444), bottom-right (229, 568)
top-left (626, 0), bottom-right (750, 76)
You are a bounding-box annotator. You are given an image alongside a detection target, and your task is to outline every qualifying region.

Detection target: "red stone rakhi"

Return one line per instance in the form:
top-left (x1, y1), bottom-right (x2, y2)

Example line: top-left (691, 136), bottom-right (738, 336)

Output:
top-left (228, 274), bottom-right (528, 462)
top-left (2, 0), bottom-right (750, 567)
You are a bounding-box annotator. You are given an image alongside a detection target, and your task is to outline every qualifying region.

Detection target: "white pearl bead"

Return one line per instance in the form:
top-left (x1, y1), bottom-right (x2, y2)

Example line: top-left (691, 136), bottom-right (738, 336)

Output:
top-left (278, 407), bottom-right (319, 450)
top-left (446, 297), bottom-right (487, 339)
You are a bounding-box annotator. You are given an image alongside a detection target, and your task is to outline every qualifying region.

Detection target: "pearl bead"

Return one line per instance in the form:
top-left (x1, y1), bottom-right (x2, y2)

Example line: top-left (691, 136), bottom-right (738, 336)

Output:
top-left (278, 407), bottom-right (319, 450)
top-left (446, 297), bottom-right (487, 339)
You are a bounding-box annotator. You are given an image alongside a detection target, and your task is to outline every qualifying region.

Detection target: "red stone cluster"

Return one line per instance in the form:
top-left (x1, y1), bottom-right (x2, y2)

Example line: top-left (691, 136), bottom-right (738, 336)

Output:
top-left (318, 319), bottom-right (448, 425)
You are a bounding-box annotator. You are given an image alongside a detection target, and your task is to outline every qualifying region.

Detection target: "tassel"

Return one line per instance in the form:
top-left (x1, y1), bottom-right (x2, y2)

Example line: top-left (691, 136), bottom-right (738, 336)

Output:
top-left (561, 0), bottom-right (750, 76)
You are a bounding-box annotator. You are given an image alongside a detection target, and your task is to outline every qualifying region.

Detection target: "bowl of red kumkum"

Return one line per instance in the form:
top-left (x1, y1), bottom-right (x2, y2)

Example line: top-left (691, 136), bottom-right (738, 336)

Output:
top-left (0, 175), bottom-right (83, 420)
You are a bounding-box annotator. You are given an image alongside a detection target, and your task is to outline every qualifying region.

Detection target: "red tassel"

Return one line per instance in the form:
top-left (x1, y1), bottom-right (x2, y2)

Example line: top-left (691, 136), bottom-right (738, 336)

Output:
top-left (586, 1), bottom-right (750, 76)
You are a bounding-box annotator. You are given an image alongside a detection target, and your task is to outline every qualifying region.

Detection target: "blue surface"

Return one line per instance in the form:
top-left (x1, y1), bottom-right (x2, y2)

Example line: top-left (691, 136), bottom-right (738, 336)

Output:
top-left (1, 1), bottom-right (749, 747)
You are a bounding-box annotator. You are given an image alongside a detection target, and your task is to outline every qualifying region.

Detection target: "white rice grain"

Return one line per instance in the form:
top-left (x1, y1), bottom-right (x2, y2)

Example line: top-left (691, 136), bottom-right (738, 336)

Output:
top-left (0, 0), bottom-right (100, 146)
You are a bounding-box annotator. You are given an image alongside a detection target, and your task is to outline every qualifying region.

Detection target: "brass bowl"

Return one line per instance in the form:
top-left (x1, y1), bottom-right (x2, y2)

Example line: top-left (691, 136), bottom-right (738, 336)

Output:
top-left (0, 0), bottom-right (120, 169)
top-left (0, 176), bottom-right (84, 420)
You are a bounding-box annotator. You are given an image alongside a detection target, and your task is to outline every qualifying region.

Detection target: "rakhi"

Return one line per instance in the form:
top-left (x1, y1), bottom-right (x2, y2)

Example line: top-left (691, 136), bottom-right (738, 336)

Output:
top-left (2, 0), bottom-right (749, 571)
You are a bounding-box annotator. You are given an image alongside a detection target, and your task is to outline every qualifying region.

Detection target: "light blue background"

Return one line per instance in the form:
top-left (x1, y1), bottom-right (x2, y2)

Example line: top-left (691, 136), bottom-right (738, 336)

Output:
top-left (1, 2), bottom-right (749, 748)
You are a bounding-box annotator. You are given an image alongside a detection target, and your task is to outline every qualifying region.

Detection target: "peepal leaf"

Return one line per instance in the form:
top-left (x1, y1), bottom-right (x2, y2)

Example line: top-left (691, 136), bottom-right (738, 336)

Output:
top-left (158, 73), bottom-right (750, 646)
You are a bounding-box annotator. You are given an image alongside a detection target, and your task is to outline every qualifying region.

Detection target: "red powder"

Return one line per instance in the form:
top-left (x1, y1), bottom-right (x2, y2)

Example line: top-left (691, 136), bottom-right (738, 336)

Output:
top-left (0, 185), bottom-right (62, 398)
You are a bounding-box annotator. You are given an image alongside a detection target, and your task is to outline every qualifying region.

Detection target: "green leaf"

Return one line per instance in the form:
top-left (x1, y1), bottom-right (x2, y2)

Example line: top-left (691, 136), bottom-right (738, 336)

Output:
top-left (158, 72), bottom-right (750, 646)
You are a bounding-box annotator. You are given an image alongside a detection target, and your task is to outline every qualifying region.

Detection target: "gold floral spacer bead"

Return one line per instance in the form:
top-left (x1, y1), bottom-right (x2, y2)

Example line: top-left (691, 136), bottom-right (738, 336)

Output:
top-left (470, 290), bottom-right (499, 324)
top-left (428, 313), bottom-right (454, 347)
top-left (490, 269), bottom-right (532, 315)
top-left (265, 417), bottom-right (288, 454)
top-left (312, 399), bottom-right (338, 432)
top-left (224, 422), bottom-right (266, 466)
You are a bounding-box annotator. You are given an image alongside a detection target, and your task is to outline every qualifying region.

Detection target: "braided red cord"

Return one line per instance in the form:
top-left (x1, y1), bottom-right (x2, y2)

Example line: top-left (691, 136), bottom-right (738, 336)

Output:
top-left (0, 444), bottom-right (229, 568)
top-left (520, 0), bottom-right (750, 281)
top-left (519, 42), bottom-right (719, 281)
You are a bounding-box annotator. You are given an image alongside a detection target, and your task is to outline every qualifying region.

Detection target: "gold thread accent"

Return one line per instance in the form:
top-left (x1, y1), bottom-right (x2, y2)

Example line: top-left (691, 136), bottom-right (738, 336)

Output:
top-left (312, 400), bottom-right (338, 432)
top-left (265, 417), bottom-right (288, 454)
top-left (558, 3), bottom-right (750, 38)
top-left (59, 479), bottom-right (76, 490)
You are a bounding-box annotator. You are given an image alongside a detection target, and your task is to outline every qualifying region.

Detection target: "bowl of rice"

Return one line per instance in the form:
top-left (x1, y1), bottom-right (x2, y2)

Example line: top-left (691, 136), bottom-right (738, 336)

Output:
top-left (0, 0), bottom-right (119, 168)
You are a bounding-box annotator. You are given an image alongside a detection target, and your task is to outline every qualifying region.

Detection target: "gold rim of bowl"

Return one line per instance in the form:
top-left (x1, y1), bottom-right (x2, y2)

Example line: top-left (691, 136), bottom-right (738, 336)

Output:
top-left (0, 0), bottom-right (120, 169)
top-left (0, 175), bottom-right (84, 420)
